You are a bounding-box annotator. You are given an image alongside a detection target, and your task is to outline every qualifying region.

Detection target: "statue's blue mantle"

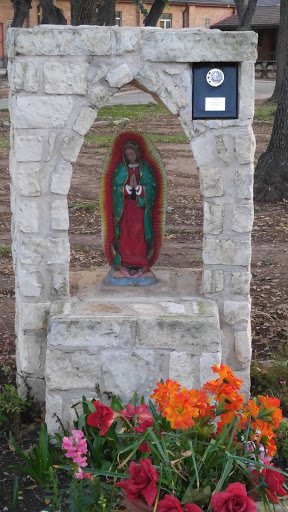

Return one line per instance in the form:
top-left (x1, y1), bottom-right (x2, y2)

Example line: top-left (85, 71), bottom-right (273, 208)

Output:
top-left (105, 268), bottom-right (157, 286)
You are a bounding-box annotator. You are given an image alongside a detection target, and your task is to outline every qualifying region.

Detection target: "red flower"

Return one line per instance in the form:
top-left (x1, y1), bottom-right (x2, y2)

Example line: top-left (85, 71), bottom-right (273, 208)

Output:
top-left (211, 482), bottom-right (256, 512)
top-left (158, 495), bottom-right (203, 512)
top-left (87, 401), bottom-right (118, 436)
top-left (117, 459), bottom-right (159, 506)
top-left (251, 464), bottom-right (287, 504)
top-left (119, 403), bottom-right (154, 433)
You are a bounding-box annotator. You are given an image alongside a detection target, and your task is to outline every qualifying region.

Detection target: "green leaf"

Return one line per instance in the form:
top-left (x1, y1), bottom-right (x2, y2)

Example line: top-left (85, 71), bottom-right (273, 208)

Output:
top-left (182, 485), bottom-right (211, 506)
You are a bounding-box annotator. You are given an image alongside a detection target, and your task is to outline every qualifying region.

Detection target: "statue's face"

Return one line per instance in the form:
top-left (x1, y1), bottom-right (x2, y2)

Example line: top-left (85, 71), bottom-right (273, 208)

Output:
top-left (125, 147), bottom-right (138, 164)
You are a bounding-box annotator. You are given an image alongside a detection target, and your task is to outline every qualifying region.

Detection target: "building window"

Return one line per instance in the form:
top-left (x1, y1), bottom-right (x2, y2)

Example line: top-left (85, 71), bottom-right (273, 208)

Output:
top-left (115, 11), bottom-right (122, 27)
top-left (160, 14), bottom-right (172, 29)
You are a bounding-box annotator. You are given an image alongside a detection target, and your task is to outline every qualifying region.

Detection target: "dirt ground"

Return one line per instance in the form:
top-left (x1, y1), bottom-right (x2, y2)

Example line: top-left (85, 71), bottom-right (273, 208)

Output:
top-left (0, 103), bottom-right (287, 510)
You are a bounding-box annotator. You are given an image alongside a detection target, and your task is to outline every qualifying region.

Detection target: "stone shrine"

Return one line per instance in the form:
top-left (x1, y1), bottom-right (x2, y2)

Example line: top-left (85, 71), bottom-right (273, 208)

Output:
top-left (7, 26), bottom-right (257, 433)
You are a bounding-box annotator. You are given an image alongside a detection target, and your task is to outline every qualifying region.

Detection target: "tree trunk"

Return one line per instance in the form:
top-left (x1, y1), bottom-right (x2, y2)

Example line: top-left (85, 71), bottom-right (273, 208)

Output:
top-left (254, 46), bottom-right (288, 202)
top-left (234, 0), bottom-right (258, 30)
top-left (10, 0), bottom-right (32, 28)
top-left (71, 0), bottom-right (98, 25)
top-left (269, 0), bottom-right (288, 103)
top-left (39, 0), bottom-right (67, 25)
top-left (144, 0), bottom-right (166, 27)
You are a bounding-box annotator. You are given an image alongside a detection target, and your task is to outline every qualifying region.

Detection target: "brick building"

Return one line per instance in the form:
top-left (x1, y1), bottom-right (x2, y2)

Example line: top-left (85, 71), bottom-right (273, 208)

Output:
top-left (0, 0), bottom-right (235, 67)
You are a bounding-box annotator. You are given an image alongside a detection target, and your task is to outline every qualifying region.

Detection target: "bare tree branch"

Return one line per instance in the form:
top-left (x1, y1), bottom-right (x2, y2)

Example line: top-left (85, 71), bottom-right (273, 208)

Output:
top-left (235, 0), bottom-right (258, 30)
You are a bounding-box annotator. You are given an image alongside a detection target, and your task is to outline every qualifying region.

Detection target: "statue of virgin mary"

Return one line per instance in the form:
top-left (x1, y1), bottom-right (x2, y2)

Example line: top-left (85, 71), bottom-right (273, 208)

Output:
top-left (100, 132), bottom-right (166, 285)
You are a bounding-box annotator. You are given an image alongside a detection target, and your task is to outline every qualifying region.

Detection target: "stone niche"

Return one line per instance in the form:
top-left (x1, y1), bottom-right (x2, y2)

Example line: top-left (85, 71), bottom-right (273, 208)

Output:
top-left (7, 26), bottom-right (257, 433)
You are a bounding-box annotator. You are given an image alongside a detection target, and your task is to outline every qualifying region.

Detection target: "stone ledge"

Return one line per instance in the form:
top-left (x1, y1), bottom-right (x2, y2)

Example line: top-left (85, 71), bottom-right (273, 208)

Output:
top-left (7, 26), bottom-right (257, 62)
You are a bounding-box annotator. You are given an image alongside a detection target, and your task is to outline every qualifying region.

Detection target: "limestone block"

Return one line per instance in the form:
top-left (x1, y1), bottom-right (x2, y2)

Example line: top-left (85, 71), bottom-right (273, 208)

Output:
top-left (169, 352), bottom-right (196, 389)
top-left (51, 162), bottom-right (73, 195)
top-left (47, 132), bottom-right (57, 162)
top-left (101, 349), bottom-right (159, 401)
top-left (233, 368), bottom-right (250, 400)
top-left (73, 107), bottom-right (98, 136)
top-left (13, 61), bottom-right (40, 92)
top-left (19, 302), bottom-right (51, 330)
top-left (115, 30), bottom-right (138, 54)
top-left (19, 201), bottom-right (39, 233)
top-left (140, 29), bottom-right (257, 62)
top-left (44, 61), bottom-right (89, 94)
top-left (239, 61), bottom-right (255, 120)
top-left (52, 270), bottom-right (69, 298)
top-left (45, 349), bottom-right (102, 390)
top-left (51, 200), bottom-right (69, 230)
top-left (235, 168), bottom-right (253, 200)
top-left (106, 63), bottom-right (134, 89)
top-left (199, 351), bottom-right (221, 388)
top-left (190, 134), bottom-right (217, 167)
top-left (224, 300), bottom-right (250, 325)
top-left (90, 84), bottom-right (116, 108)
top-left (215, 134), bottom-right (234, 164)
top-left (13, 96), bottom-right (74, 129)
top-left (92, 65), bottom-right (108, 84)
top-left (16, 331), bottom-right (44, 373)
top-left (203, 202), bottom-right (224, 235)
top-left (12, 26), bottom-right (112, 56)
top-left (136, 316), bottom-right (221, 354)
top-left (178, 113), bottom-right (194, 141)
top-left (235, 330), bottom-right (251, 365)
top-left (16, 163), bottom-right (41, 196)
top-left (15, 136), bottom-right (43, 162)
top-left (60, 135), bottom-right (84, 163)
top-left (158, 83), bottom-right (188, 115)
top-left (18, 376), bottom-right (45, 402)
top-left (18, 238), bottom-right (70, 265)
top-left (203, 270), bottom-right (224, 294)
top-left (232, 204), bottom-right (254, 233)
top-left (203, 239), bottom-right (250, 266)
top-left (45, 394), bottom-right (63, 434)
top-left (199, 167), bottom-right (224, 198)
top-left (231, 272), bottom-right (251, 296)
top-left (235, 134), bottom-right (255, 165)
top-left (135, 65), bottom-right (161, 93)
top-left (48, 317), bottom-right (137, 348)
top-left (19, 270), bottom-right (42, 297)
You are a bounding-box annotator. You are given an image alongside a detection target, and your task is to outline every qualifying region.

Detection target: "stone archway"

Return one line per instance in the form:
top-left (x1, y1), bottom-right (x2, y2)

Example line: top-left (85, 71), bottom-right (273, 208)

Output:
top-left (7, 26), bottom-right (257, 432)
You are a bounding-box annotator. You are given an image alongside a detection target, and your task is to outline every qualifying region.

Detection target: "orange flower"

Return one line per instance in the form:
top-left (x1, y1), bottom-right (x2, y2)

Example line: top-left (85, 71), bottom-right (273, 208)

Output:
top-left (203, 365), bottom-right (243, 403)
top-left (212, 364), bottom-right (243, 389)
top-left (162, 388), bottom-right (199, 430)
top-left (258, 395), bottom-right (283, 429)
top-left (150, 379), bottom-right (181, 411)
top-left (217, 410), bottom-right (238, 433)
top-left (250, 419), bottom-right (277, 458)
top-left (223, 390), bottom-right (244, 412)
top-left (189, 389), bottom-right (211, 417)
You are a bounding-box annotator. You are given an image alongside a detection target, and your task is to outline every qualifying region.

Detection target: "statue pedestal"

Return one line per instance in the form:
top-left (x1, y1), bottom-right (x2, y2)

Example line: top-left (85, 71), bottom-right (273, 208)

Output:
top-left (45, 267), bottom-right (221, 434)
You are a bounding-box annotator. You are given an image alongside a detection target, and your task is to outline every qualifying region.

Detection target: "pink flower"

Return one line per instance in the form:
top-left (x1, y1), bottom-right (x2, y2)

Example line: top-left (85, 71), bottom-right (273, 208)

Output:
top-left (62, 430), bottom-right (88, 468)
top-left (87, 401), bottom-right (118, 436)
top-left (158, 494), bottom-right (203, 512)
top-left (119, 404), bottom-right (154, 433)
top-left (117, 459), bottom-right (159, 506)
top-left (211, 482), bottom-right (256, 512)
top-left (74, 468), bottom-right (93, 480)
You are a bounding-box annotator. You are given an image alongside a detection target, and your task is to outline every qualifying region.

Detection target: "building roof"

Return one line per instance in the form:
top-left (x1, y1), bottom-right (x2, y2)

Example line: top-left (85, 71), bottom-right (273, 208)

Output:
top-left (212, 5), bottom-right (279, 29)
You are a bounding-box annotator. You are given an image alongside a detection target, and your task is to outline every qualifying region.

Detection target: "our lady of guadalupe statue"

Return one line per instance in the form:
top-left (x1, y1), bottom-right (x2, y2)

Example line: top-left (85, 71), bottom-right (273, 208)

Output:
top-left (100, 132), bottom-right (166, 285)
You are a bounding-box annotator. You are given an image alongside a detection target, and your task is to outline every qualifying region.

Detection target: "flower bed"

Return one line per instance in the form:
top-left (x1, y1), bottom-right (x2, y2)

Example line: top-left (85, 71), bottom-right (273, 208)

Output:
top-left (8, 364), bottom-right (288, 511)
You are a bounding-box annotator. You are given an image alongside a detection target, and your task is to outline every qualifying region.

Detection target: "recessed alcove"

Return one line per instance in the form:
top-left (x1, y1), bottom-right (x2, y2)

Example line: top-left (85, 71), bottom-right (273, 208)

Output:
top-left (7, 26), bottom-right (257, 432)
